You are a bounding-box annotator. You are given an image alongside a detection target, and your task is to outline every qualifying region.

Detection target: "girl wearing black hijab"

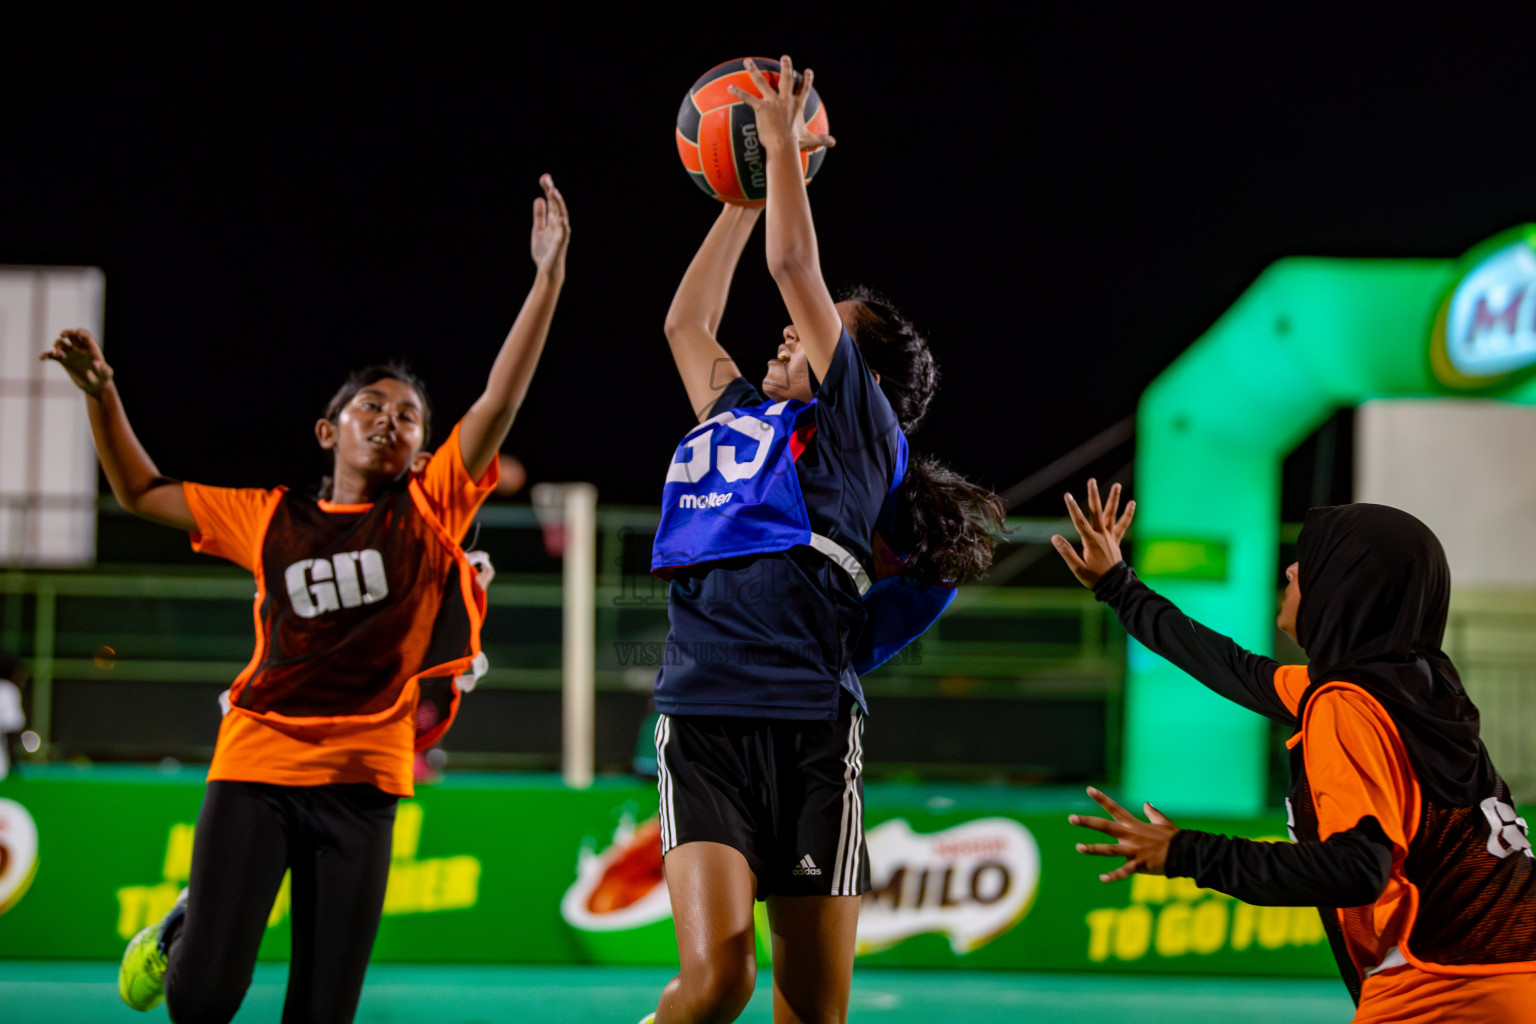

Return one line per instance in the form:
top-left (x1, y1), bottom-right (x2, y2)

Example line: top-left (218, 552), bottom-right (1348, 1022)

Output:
top-left (1052, 482), bottom-right (1536, 1022)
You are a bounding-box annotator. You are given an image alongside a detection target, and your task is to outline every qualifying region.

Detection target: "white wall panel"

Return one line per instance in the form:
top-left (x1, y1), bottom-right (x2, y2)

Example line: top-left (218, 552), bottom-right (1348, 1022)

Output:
top-left (0, 267), bottom-right (104, 566)
top-left (1357, 399), bottom-right (1536, 588)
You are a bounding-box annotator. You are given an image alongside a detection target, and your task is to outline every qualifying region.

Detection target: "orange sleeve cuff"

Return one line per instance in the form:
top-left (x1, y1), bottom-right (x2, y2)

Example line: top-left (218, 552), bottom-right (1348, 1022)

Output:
top-left (1273, 664), bottom-right (1311, 718)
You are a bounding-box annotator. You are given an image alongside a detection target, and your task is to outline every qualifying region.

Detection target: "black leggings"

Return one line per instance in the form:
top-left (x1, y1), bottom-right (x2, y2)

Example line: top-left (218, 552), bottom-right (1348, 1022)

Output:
top-left (164, 780), bottom-right (398, 1024)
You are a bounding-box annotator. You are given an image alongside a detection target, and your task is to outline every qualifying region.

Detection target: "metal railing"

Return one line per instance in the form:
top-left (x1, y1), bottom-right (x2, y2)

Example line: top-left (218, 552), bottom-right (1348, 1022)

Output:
top-left (0, 509), bottom-right (1126, 780)
top-left (1444, 596), bottom-right (1536, 804)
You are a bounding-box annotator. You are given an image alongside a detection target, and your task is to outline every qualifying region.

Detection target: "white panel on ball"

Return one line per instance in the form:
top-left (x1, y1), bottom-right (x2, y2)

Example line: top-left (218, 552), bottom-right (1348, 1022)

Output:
top-left (0, 267), bottom-right (105, 567)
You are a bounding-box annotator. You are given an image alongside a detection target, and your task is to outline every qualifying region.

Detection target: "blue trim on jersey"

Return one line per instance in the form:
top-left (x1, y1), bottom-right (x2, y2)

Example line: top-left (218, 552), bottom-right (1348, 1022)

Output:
top-left (848, 434), bottom-right (947, 675)
top-left (851, 575), bottom-right (956, 676)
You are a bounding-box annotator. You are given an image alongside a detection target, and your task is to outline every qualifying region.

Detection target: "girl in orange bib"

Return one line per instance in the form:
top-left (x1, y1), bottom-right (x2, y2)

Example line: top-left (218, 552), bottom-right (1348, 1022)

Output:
top-left (1055, 483), bottom-right (1536, 1022)
top-left (44, 176), bottom-right (571, 1024)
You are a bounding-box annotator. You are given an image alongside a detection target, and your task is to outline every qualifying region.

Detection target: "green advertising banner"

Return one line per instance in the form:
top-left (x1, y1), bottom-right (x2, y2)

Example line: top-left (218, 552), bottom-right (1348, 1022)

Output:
top-left (3, 767), bottom-right (1488, 977)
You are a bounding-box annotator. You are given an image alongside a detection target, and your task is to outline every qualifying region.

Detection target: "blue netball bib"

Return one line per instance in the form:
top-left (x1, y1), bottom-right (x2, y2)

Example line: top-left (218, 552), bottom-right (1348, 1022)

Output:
top-left (652, 398), bottom-right (817, 576)
top-left (852, 574), bottom-right (957, 675)
top-left (651, 394), bottom-right (942, 676)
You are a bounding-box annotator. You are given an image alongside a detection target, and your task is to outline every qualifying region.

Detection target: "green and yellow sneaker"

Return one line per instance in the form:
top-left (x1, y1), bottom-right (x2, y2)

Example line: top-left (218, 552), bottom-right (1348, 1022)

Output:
top-left (118, 889), bottom-right (186, 1011)
top-left (635, 1015), bottom-right (656, 1024)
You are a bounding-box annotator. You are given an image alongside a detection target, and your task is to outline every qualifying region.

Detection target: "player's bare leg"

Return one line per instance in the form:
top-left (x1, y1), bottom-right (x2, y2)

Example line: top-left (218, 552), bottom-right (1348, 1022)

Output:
top-left (654, 841), bottom-right (758, 1024)
top-left (766, 894), bottom-right (860, 1024)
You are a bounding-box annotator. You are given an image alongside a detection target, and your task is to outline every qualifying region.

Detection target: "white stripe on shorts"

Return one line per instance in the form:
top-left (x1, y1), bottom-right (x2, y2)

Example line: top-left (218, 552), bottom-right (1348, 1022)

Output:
top-left (654, 715), bottom-right (676, 853)
top-left (831, 707), bottom-right (866, 896)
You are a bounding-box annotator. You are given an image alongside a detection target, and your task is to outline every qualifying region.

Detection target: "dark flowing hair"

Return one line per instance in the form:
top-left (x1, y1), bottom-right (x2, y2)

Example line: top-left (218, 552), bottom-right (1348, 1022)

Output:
top-left (842, 287), bottom-right (1006, 583)
top-left (316, 362), bottom-right (433, 500)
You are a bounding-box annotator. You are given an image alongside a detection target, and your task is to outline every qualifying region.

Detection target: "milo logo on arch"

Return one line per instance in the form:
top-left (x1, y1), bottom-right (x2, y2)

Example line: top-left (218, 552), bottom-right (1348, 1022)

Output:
top-left (858, 817), bottom-right (1041, 956)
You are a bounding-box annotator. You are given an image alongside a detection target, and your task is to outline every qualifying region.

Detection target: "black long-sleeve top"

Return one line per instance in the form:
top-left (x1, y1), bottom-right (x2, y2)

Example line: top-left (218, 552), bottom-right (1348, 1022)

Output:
top-left (1092, 562), bottom-right (1393, 908)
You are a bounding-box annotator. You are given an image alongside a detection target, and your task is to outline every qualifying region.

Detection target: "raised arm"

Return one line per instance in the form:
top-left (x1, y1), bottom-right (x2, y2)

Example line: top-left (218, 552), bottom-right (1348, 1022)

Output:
top-left (41, 330), bottom-right (195, 531)
top-left (457, 174), bottom-right (571, 480)
top-left (1052, 480), bottom-right (1292, 723)
top-left (729, 57), bottom-right (840, 383)
top-left (662, 204), bottom-right (759, 420)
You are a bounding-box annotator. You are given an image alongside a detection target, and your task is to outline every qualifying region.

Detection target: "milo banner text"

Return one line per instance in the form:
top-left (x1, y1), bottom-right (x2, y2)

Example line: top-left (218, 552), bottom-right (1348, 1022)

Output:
top-left (0, 767), bottom-right (1466, 975)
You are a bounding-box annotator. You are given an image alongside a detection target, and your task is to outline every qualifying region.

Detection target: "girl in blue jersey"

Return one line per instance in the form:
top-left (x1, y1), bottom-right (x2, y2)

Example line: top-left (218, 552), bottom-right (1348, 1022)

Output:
top-left (645, 57), bottom-right (1005, 1024)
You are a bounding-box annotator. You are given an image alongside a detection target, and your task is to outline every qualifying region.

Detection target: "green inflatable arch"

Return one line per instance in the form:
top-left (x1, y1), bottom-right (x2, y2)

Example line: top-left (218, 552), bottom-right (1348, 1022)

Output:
top-left (1128, 226), bottom-right (1536, 816)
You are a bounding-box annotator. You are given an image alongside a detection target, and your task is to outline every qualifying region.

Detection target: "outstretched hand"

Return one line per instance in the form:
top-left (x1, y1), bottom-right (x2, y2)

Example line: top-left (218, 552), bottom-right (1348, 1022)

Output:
top-left (1070, 786), bottom-right (1180, 883)
top-left (728, 56), bottom-right (836, 154)
top-left (1051, 479), bottom-right (1134, 589)
top-left (40, 328), bottom-right (114, 397)
top-left (530, 174), bottom-right (571, 277)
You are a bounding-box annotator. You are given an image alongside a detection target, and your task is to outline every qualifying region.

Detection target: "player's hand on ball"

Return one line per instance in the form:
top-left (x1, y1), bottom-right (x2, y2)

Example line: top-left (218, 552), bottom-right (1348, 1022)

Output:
top-left (40, 328), bottom-right (114, 397)
top-left (1070, 787), bottom-right (1179, 883)
top-left (530, 174), bottom-right (571, 277)
top-left (730, 56), bottom-right (835, 154)
top-left (1051, 478), bottom-right (1134, 589)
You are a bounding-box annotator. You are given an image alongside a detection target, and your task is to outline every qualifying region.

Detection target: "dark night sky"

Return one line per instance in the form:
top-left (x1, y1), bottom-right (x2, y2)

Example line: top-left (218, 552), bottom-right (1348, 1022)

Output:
top-left (9, 8), bottom-right (1536, 513)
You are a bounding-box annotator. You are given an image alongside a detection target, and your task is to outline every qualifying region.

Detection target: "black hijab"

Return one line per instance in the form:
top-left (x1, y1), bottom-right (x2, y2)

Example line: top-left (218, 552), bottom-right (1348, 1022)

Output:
top-left (1296, 503), bottom-right (1486, 807)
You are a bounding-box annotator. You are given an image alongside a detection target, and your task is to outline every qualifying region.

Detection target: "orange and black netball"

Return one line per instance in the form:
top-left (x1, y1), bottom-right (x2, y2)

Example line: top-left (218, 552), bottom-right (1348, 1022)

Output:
top-left (675, 57), bottom-right (830, 207)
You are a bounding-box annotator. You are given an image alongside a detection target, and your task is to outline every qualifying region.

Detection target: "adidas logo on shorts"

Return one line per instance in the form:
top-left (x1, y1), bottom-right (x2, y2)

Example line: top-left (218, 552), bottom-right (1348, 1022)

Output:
top-left (791, 854), bottom-right (822, 877)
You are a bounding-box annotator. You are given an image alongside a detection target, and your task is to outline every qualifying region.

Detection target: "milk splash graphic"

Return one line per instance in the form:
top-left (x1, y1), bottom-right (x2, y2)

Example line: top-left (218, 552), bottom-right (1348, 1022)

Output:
top-left (561, 812), bottom-right (671, 932)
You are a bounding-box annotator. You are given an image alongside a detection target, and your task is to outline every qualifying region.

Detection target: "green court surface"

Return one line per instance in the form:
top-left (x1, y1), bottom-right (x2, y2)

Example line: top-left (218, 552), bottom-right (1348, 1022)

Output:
top-left (1, 961), bottom-right (1354, 1022)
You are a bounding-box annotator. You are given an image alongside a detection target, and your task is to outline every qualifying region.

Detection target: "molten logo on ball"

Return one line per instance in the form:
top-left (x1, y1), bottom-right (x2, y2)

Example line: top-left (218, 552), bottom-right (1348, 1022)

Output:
top-left (739, 123), bottom-right (765, 191)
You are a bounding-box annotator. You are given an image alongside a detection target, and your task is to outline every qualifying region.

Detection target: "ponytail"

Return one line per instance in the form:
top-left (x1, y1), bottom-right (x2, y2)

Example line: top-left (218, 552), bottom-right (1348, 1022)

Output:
top-left (840, 287), bottom-right (1005, 583)
top-left (899, 453), bottom-right (1006, 584)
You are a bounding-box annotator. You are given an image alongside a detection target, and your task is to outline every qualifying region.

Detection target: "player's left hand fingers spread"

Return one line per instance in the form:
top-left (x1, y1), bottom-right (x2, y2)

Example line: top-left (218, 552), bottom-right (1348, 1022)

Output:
top-left (726, 85), bottom-right (758, 107)
top-left (1068, 813), bottom-right (1125, 838)
top-left (795, 68), bottom-right (814, 107)
top-left (1087, 786), bottom-right (1136, 823)
top-left (1051, 535), bottom-right (1088, 572)
top-left (741, 60), bottom-right (771, 98)
top-left (1114, 500), bottom-right (1136, 540)
top-left (1103, 482), bottom-right (1122, 529)
top-left (1063, 493), bottom-right (1093, 539)
top-left (1100, 861), bottom-right (1139, 883)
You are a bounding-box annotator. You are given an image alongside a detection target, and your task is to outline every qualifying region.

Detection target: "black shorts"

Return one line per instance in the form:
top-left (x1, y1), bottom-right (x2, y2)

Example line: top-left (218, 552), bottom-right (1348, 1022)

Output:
top-left (654, 697), bottom-right (869, 899)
